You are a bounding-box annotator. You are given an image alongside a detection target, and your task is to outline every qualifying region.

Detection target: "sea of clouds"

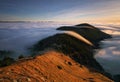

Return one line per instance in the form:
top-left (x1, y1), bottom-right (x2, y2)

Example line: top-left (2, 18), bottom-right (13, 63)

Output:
top-left (0, 22), bottom-right (120, 75)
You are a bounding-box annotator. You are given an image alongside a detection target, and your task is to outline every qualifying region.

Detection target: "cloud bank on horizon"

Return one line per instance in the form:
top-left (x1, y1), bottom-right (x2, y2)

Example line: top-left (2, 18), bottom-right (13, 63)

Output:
top-left (0, 0), bottom-right (120, 23)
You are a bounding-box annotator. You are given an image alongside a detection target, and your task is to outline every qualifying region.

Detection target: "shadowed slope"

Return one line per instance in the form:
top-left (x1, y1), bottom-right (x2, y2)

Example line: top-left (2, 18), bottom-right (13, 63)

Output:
top-left (57, 23), bottom-right (112, 46)
top-left (30, 34), bottom-right (104, 72)
top-left (75, 23), bottom-right (98, 29)
top-left (0, 51), bottom-right (113, 82)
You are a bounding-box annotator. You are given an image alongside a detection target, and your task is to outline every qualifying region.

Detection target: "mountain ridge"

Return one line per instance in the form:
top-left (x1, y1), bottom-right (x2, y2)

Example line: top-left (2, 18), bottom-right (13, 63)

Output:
top-left (0, 23), bottom-right (114, 82)
top-left (0, 51), bottom-right (113, 82)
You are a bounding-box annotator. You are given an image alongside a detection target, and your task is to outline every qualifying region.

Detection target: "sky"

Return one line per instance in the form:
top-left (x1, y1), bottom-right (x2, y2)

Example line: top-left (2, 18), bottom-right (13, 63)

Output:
top-left (0, 0), bottom-right (120, 23)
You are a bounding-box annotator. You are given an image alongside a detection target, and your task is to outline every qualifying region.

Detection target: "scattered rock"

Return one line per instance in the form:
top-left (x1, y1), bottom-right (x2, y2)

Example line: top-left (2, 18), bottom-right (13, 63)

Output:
top-left (27, 78), bottom-right (31, 82)
top-left (57, 65), bottom-right (62, 70)
top-left (41, 77), bottom-right (46, 81)
top-left (68, 61), bottom-right (72, 65)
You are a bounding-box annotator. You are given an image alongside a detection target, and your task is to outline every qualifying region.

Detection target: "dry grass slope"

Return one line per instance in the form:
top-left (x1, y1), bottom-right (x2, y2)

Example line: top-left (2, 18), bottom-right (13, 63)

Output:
top-left (0, 51), bottom-right (113, 82)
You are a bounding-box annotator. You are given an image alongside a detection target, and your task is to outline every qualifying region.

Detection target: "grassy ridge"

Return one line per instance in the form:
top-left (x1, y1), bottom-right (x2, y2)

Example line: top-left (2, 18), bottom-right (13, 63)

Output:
top-left (30, 33), bottom-right (104, 71)
top-left (0, 23), bottom-right (113, 80)
top-left (30, 23), bottom-right (112, 72)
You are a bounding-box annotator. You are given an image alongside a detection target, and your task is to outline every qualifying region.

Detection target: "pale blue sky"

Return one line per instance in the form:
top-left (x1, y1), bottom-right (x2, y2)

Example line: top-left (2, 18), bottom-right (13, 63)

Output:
top-left (0, 0), bottom-right (120, 23)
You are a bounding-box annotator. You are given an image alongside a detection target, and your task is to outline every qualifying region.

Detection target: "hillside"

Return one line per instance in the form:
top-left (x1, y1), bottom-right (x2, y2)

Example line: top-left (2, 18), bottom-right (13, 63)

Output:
top-left (30, 23), bottom-right (112, 72)
top-left (57, 23), bottom-right (112, 46)
top-left (0, 51), bottom-right (113, 82)
top-left (0, 23), bottom-right (114, 81)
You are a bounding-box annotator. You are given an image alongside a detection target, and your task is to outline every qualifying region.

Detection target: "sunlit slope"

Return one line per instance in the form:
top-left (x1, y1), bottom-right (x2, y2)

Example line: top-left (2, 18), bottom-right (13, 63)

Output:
top-left (0, 51), bottom-right (113, 82)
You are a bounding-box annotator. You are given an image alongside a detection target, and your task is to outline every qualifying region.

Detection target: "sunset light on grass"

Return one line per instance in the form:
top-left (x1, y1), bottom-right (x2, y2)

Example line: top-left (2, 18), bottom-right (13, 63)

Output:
top-left (0, 0), bottom-right (120, 82)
